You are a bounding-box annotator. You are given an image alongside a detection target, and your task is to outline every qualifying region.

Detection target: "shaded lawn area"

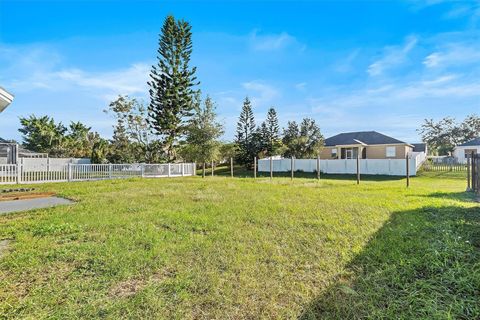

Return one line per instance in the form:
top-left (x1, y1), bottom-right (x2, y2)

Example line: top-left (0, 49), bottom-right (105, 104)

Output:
top-left (0, 171), bottom-right (478, 319)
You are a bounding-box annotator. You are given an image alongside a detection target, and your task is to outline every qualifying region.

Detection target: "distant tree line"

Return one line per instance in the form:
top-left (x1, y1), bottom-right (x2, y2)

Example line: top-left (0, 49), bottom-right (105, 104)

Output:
top-left (418, 114), bottom-right (480, 155)
top-left (235, 97), bottom-right (324, 167)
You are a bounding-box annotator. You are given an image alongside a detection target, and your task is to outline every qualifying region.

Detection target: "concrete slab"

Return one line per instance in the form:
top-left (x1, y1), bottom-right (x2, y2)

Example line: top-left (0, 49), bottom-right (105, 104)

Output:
top-left (0, 197), bottom-right (73, 214)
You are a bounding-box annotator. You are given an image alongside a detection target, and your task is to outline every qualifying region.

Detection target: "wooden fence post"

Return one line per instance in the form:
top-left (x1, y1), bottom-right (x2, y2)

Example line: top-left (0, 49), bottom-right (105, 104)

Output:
top-left (270, 157), bottom-right (273, 180)
top-left (230, 157), bottom-right (234, 178)
top-left (356, 153), bottom-right (360, 185)
top-left (467, 155), bottom-right (471, 191)
top-left (291, 157), bottom-right (294, 181)
top-left (254, 157), bottom-right (257, 179)
top-left (473, 153), bottom-right (477, 192)
top-left (317, 155), bottom-right (320, 180)
top-left (406, 154), bottom-right (410, 188)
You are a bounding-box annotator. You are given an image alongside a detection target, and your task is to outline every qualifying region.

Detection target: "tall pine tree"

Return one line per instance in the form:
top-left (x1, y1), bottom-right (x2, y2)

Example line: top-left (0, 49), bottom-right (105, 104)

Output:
top-left (235, 97), bottom-right (256, 166)
top-left (148, 15), bottom-right (199, 160)
top-left (263, 107), bottom-right (282, 156)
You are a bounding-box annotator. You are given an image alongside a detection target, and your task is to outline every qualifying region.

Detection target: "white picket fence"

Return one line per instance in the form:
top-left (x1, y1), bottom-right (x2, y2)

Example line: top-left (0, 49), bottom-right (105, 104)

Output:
top-left (258, 153), bottom-right (427, 176)
top-left (0, 163), bottom-right (196, 185)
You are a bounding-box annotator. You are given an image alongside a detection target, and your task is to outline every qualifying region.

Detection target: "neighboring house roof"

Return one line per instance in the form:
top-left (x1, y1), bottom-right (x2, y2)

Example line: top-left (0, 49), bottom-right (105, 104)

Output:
top-left (458, 137), bottom-right (480, 147)
top-left (324, 131), bottom-right (409, 147)
top-left (0, 86), bottom-right (14, 113)
top-left (0, 138), bottom-right (46, 157)
top-left (412, 143), bottom-right (427, 153)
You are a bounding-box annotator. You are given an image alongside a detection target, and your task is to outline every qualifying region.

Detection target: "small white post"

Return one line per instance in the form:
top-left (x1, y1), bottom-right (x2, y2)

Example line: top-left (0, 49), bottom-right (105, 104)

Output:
top-left (68, 163), bottom-right (72, 182)
top-left (141, 164), bottom-right (145, 178)
top-left (182, 163), bottom-right (185, 176)
top-left (168, 163), bottom-right (171, 177)
top-left (109, 164), bottom-right (113, 179)
top-left (16, 163), bottom-right (21, 184)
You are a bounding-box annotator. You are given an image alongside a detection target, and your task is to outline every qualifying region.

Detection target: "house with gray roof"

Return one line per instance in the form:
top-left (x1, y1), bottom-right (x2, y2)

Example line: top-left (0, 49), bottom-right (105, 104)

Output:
top-left (320, 131), bottom-right (415, 160)
top-left (453, 138), bottom-right (480, 164)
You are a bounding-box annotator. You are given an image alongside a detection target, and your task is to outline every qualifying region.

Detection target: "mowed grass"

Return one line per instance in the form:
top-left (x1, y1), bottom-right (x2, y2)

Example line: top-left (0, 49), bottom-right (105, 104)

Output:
top-left (0, 171), bottom-right (479, 319)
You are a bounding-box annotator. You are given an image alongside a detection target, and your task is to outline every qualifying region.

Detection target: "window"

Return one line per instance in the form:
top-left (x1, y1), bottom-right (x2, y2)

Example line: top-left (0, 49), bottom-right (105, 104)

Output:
top-left (341, 147), bottom-right (359, 159)
top-left (386, 146), bottom-right (396, 158)
top-left (331, 148), bottom-right (337, 158)
top-left (465, 149), bottom-right (477, 158)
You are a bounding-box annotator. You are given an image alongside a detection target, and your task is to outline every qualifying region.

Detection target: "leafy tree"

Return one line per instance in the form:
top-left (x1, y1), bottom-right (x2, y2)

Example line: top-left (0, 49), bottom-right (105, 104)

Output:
top-left (91, 138), bottom-right (110, 164)
top-left (235, 97), bottom-right (257, 166)
top-left (460, 114), bottom-right (480, 142)
top-left (105, 95), bottom-right (160, 163)
top-left (419, 114), bottom-right (480, 155)
top-left (18, 115), bottom-right (101, 158)
top-left (19, 115), bottom-right (68, 156)
top-left (180, 95), bottom-right (224, 168)
top-left (282, 118), bottom-right (324, 158)
top-left (148, 15), bottom-right (199, 160)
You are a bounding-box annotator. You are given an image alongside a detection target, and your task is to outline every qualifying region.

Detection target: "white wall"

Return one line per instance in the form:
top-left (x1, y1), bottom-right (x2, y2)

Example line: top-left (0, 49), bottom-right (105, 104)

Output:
top-left (454, 146), bottom-right (480, 164)
top-left (258, 155), bottom-right (424, 176)
top-left (19, 158), bottom-right (91, 171)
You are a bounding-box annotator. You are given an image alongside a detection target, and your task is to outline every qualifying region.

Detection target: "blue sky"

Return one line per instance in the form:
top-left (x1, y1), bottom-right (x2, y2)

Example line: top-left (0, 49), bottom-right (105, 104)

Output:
top-left (1, 0), bottom-right (479, 143)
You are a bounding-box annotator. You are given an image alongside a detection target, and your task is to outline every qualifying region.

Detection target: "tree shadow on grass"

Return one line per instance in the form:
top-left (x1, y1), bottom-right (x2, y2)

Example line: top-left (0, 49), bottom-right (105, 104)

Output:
top-left (410, 191), bottom-right (477, 203)
top-left (300, 204), bottom-right (480, 319)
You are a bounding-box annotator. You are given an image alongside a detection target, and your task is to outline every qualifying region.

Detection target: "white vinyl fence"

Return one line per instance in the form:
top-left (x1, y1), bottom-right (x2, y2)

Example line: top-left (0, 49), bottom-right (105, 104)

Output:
top-left (0, 163), bottom-right (196, 185)
top-left (258, 153), bottom-right (427, 176)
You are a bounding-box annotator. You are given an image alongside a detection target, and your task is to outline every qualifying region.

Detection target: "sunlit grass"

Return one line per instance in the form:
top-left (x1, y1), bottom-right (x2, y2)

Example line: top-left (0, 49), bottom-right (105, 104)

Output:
top-left (0, 171), bottom-right (478, 319)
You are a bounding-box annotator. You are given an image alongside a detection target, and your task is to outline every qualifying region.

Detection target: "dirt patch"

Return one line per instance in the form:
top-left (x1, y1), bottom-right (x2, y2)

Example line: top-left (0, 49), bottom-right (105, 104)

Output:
top-left (0, 239), bottom-right (12, 258)
top-left (0, 192), bottom-right (56, 202)
top-left (108, 269), bottom-right (175, 298)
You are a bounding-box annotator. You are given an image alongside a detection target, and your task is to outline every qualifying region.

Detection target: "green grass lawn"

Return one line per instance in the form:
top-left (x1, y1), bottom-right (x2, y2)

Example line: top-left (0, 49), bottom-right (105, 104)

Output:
top-left (0, 172), bottom-right (479, 319)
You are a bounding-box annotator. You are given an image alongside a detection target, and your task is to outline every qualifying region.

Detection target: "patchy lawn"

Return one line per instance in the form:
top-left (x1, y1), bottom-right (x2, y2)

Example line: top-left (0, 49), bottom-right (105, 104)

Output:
top-left (0, 172), bottom-right (478, 319)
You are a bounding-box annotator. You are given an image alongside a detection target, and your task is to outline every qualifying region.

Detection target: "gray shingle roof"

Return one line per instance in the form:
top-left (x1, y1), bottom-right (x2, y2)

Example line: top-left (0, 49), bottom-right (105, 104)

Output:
top-left (412, 143), bottom-right (427, 153)
top-left (324, 131), bottom-right (407, 147)
top-left (459, 137), bottom-right (480, 147)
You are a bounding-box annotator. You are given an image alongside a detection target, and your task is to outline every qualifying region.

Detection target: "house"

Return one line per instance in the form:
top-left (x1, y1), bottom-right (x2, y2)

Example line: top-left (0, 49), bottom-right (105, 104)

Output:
top-left (453, 138), bottom-right (480, 164)
top-left (320, 131), bottom-right (414, 160)
top-left (0, 86), bottom-right (14, 113)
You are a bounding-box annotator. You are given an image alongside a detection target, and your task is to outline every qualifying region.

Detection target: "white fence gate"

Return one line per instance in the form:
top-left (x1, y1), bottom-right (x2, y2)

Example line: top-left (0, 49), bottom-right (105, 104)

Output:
top-left (0, 163), bottom-right (196, 185)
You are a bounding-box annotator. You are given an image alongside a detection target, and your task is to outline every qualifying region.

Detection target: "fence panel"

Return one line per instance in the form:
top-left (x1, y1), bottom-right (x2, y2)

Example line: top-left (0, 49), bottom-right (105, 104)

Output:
top-left (0, 163), bottom-right (196, 185)
top-left (0, 164), bottom-right (17, 184)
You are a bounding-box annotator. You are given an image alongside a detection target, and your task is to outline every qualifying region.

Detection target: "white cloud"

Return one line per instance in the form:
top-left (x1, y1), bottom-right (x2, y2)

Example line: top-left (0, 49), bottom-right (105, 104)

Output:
top-left (0, 44), bottom-right (150, 100)
top-left (423, 43), bottom-right (480, 68)
top-left (242, 80), bottom-right (279, 107)
top-left (249, 30), bottom-right (298, 51)
top-left (368, 36), bottom-right (418, 76)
